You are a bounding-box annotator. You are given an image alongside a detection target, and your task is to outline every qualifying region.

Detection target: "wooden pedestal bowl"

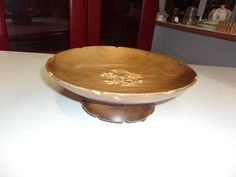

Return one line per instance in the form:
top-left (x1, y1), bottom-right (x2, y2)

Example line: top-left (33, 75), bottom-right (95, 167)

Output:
top-left (46, 46), bottom-right (197, 123)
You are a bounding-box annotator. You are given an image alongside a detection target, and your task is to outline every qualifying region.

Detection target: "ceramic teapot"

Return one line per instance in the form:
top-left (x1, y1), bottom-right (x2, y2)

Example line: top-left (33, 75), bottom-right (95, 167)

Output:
top-left (208, 5), bottom-right (232, 22)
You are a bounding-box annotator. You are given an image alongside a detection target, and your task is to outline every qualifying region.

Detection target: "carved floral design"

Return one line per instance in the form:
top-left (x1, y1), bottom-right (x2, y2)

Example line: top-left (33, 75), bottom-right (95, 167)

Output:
top-left (101, 69), bottom-right (143, 87)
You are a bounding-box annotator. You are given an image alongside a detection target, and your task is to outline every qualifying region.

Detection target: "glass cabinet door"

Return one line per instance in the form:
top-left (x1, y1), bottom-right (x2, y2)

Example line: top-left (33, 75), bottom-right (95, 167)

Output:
top-left (100, 0), bottom-right (143, 47)
top-left (87, 0), bottom-right (159, 50)
top-left (1, 0), bottom-right (158, 52)
top-left (3, 0), bottom-right (70, 53)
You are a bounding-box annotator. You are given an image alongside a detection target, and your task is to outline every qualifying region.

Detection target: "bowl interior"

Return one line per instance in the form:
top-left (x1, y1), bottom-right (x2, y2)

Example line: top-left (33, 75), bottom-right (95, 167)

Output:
top-left (46, 46), bottom-right (197, 95)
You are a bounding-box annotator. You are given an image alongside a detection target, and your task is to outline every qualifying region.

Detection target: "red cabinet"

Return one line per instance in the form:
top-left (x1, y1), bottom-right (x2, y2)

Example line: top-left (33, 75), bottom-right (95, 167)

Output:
top-left (0, 0), bottom-right (158, 52)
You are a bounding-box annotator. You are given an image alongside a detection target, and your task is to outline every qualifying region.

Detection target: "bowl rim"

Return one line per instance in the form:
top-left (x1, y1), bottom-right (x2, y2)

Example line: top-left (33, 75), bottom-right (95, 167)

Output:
top-left (46, 59), bottom-right (197, 98)
top-left (45, 46), bottom-right (198, 99)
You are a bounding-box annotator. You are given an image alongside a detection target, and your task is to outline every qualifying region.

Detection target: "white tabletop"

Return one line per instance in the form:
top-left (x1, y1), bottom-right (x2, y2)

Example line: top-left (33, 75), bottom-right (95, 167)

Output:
top-left (0, 51), bottom-right (236, 177)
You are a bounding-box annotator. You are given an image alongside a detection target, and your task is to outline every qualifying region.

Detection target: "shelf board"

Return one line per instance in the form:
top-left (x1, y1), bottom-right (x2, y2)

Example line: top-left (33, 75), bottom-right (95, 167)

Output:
top-left (156, 21), bottom-right (236, 42)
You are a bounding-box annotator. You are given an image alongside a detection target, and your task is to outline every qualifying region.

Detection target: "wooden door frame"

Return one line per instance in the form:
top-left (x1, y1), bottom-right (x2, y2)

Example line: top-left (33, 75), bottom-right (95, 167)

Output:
top-left (87, 0), bottom-right (101, 46)
top-left (137, 0), bottom-right (159, 50)
top-left (0, 0), bottom-right (9, 50)
top-left (69, 0), bottom-right (88, 48)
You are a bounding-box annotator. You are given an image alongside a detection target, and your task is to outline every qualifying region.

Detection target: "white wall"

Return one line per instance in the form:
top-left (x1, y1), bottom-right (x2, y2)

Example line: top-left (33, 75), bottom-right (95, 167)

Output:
top-left (151, 25), bottom-right (236, 67)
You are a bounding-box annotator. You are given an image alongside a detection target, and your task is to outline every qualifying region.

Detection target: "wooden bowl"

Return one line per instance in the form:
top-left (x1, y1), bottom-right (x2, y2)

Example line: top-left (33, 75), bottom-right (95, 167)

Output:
top-left (46, 46), bottom-right (197, 123)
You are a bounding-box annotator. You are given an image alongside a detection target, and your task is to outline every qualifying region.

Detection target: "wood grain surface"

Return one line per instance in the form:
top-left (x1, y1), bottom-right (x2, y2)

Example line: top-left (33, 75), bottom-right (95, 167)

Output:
top-left (46, 46), bottom-right (197, 94)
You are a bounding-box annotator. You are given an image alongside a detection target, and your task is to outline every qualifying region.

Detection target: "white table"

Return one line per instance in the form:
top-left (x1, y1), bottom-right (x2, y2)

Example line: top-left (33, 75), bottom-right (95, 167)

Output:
top-left (0, 51), bottom-right (236, 177)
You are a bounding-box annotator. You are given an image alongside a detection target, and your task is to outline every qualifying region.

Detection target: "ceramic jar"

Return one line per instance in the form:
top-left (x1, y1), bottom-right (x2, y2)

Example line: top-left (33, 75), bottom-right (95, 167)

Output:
top-left (208, 5), bottom-right (232, 22)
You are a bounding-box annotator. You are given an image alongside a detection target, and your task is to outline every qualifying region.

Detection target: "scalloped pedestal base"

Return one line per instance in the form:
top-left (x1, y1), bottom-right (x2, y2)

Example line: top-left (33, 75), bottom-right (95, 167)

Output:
top-left (82, 100), bottom-right (155, 123)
